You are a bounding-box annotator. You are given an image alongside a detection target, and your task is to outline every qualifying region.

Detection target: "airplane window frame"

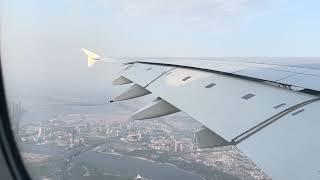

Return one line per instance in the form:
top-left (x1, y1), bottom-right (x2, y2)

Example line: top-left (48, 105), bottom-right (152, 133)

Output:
top-left (0, 54), bottom-right (32, 180)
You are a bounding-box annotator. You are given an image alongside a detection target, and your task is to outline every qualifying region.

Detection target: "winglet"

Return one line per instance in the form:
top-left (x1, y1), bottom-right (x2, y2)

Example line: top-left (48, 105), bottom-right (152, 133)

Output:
top-left (81, 48), bottom-right (101, 67)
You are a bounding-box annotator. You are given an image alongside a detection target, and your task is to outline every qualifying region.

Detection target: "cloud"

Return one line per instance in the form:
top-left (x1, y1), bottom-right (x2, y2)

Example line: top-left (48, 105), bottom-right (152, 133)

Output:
top-left (97, 0), bottom-right (274, 26)
top-left (184, 17), bottom-right (202, 24)
top-left (116, 0), bottom-right (268, 16)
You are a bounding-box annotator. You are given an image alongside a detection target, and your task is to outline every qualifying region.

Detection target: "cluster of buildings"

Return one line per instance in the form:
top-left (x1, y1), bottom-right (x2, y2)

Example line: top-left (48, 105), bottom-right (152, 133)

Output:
top-left (20, 124), bottom-right (85, 148)
top-left (18, 112), bottom-right (198, 154)
top-left (148, 137), bottom-right (195, 153)
top-left (16, 111), bottom-right (267, 180)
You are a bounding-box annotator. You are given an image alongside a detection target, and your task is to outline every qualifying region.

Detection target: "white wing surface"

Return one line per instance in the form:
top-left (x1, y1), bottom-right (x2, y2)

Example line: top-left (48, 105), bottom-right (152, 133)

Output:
top-left (83, 49), bottom-right (320, 180)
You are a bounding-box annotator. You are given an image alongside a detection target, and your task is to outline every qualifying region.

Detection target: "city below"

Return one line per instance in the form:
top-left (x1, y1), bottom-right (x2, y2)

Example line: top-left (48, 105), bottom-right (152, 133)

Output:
top-left (10, 99), bottom-right (269, 180)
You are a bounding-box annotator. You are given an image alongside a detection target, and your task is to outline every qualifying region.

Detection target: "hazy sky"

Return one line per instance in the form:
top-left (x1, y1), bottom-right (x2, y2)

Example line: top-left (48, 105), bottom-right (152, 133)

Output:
top-left (1, 0), bottom-right (320, 100)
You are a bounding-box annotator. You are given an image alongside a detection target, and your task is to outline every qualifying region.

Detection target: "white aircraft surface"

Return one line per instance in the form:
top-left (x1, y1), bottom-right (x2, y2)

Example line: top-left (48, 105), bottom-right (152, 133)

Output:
top-left (82, 48), bottom-right (320, 180)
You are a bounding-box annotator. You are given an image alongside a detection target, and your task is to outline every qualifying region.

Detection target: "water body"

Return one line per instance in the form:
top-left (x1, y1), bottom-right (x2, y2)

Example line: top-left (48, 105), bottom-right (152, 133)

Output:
top-left (21, 144), bottom-right (203, 180)
top-left (20, 102), bottom-right (119, 123)
top-left (74, 151), bottom-right (204, 180)
top-left (20, 143), bottom-right (66, 156)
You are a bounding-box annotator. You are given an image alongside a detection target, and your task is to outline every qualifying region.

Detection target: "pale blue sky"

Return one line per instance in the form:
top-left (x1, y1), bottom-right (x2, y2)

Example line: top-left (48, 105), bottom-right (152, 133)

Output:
top-left (2, 0), bottom-right (320, 57)
top-left (1, 0), bottom-right (320, 98)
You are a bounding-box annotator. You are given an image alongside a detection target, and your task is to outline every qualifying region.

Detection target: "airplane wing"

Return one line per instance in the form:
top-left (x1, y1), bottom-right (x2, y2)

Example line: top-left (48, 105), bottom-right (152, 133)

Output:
top-left (82, 48), bottom-right (320, 180)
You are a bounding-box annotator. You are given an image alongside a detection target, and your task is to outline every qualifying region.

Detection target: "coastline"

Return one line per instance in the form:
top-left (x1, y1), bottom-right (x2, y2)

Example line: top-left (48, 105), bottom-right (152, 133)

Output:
top-left (96, 150), bottom-right (206, 180)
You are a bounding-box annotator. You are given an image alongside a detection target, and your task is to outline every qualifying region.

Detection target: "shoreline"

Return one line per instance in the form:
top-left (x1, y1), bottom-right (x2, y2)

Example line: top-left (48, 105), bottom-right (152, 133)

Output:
top-left (96, 149), bottom-right (206, 180)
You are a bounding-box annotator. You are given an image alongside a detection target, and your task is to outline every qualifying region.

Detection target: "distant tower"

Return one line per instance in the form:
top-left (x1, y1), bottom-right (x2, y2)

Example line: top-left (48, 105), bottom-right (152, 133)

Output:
top-left (174, 141), bottom-right (179, 152)
top-left (37, 127), bottom-right (42, 137)
top-left (179, 143), bottom-right (184, 152)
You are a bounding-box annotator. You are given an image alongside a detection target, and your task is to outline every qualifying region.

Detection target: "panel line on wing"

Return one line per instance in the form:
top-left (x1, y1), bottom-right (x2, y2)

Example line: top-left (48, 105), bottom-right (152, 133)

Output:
top-left (232, 97), bottom-right (320, 144)
top-left (144, 67), bottom-right (177, 88)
